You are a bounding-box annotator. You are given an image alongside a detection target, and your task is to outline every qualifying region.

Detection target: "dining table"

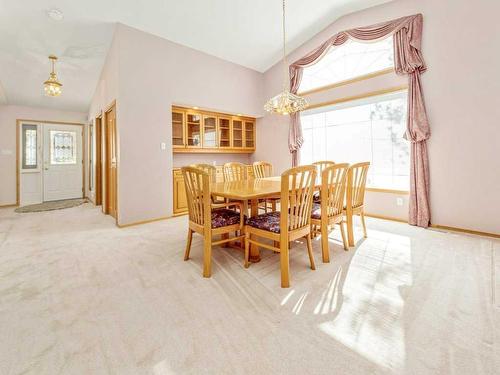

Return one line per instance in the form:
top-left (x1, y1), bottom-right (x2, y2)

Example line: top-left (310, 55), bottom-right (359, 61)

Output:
top-left (210, 176), bottom-right (346, 262)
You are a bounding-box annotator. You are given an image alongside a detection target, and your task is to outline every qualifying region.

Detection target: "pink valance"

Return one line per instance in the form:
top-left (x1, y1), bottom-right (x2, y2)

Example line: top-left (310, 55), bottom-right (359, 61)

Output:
top-left (288, 14), bottom-right (431, 227)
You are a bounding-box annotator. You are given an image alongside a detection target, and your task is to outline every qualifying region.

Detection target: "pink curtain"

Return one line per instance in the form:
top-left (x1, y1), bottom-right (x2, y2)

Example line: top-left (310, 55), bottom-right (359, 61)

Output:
top-left (289, 14), bottom-right (431, 227)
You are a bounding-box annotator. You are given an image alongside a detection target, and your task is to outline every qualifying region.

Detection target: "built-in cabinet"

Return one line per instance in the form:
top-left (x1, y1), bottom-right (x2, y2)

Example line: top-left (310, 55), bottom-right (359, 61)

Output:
top-left (172, 106), bottom-right (256, 153)
top-left (173, 165), bottom-right (255, 215)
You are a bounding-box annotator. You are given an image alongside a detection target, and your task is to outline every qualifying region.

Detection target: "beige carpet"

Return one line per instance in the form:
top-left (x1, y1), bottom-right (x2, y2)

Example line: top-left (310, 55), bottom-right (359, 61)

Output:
top-left (14, 198), bottom-right (87, 213)
top-left (0, 204), bottom-right (498, 374)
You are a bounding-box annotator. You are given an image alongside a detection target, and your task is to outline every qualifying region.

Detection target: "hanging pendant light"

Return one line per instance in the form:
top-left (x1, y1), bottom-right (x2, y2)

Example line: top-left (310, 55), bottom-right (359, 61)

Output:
top-left (43, 55), bottom-right (63, 97)
top-left (264, 0), bottom-right (307, 115)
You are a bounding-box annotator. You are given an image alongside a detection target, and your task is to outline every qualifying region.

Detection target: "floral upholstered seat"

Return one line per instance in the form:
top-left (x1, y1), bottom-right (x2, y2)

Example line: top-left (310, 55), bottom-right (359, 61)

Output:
top-left (211, 209), bottom-right (242, 229)
top-left (313, 192), bottom-right (321, 203)
top-left (246, 212), bottom-right (281, 233)
top-left (311, 202), bottom-right (322, 219)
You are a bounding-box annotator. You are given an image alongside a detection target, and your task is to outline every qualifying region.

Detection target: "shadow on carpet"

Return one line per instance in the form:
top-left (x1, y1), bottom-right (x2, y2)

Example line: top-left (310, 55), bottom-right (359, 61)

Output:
top-left (15, 198), bottom-right (87, 213)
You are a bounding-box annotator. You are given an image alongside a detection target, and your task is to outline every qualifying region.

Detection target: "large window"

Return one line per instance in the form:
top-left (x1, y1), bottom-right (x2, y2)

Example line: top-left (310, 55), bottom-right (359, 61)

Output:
top-left (300, 91), bottom-right (409, 190)
top-left (299, 37), bottom-right (394, 93)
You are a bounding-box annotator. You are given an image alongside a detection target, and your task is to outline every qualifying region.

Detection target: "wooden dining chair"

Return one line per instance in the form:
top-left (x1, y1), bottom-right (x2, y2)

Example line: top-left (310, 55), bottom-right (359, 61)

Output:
top-left (190, 164), bottom-right (224, 204)
top-left (344, 162), bottom-right (370, 247)
top-left (223, 162), bottom-right (247, 182)
top-left (311, 164), bottom-right (349, 262)
top-left (253, 161), bottom-right (279, 212)
top-left (244, 165), bottom-right (317, 288)
top-left (182, 166), bottom-right (245, 278)
top-left (312, 161), bottom-right (335, 202)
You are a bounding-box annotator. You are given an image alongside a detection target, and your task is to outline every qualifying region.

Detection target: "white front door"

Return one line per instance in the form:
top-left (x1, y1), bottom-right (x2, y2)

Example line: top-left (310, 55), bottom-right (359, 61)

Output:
top-left (43, 124), bottom-right (83, 202)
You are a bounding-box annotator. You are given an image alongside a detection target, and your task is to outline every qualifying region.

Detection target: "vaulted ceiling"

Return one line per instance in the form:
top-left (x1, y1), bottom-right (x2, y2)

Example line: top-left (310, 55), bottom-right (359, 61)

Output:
top-left (0, 0), bottom-right (393, 112)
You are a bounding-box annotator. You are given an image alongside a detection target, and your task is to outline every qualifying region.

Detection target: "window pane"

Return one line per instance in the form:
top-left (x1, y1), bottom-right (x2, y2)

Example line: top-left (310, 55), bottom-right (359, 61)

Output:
top-left (300, 91), bottom-right (409, 190)
top-left (22, 124), bottom-right (37, 169)
top-left (50, 130), bottom-right (77, 165)
top-left (299, 37), bottom-right (394, 93)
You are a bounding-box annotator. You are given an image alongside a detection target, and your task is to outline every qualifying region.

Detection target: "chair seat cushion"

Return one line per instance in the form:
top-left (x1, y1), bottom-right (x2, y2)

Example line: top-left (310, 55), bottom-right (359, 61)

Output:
top-left (246, 212), bottom-right (281, 233)
top-left (211, 209), bottom-right (241, 229)
top-left (313, 192), bottom-right (321, 203)
top-left (311, 202), bottom-right (322, 219)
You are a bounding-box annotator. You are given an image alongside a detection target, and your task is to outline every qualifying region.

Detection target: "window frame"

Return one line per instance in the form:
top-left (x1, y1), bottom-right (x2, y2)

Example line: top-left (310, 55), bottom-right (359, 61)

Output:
top-left (300, 86), bottom-right (410, 193)
top-left (20, 122), bottom-right (40, 172)
top-left (297, 37), bottom-right (396, 96)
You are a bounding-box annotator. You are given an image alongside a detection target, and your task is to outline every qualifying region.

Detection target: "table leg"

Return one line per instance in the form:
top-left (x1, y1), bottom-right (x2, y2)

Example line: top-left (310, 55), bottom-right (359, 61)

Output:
top-left (248, 198), bottom-right (261, 263)
top-left (240, 200), bottom-right (249, 249)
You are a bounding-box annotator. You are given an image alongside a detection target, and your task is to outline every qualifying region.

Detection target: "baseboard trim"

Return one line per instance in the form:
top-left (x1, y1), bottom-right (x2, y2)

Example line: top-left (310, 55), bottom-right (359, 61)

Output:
top-left (0, 203), bottom-right (18, 208)
top-left (429, 224), bottom-right (500, 239)
top-left (117, 216), bottom-right (171, 228)
top-left (364, 212), bottom-right (500, 239)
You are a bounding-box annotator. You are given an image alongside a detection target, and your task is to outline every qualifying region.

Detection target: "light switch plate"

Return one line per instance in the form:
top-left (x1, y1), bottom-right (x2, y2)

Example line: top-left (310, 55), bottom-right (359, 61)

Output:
top-left (160, 142), bottom-right (166, 150)
top-left (396, 197), bottom-right (404, 206)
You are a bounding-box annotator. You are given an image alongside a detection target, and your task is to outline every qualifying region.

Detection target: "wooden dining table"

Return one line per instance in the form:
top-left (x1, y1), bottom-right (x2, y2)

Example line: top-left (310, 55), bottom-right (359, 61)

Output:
top-left (211, 177), bottom-right (282, 262)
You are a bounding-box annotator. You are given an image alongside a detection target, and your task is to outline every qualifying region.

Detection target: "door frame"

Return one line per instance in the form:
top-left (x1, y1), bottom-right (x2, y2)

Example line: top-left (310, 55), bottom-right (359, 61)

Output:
top-left (94, 114), bottom-right (103, 206)
top-left (16, 119), bottom-right (85, 206)
top-left (103, 100), bottom-right (118, 221)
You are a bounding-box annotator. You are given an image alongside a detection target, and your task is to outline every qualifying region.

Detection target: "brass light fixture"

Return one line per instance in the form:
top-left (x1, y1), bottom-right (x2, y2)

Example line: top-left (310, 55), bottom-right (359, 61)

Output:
top-left (43, 55), bottom-right (62, 97)
top-left (264, 0), bottom-right (307, 115)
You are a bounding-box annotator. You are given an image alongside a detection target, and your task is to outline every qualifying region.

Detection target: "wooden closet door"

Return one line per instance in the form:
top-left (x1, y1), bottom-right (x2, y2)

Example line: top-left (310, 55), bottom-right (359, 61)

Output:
top-left (105, 104), bottom-right (117, 218)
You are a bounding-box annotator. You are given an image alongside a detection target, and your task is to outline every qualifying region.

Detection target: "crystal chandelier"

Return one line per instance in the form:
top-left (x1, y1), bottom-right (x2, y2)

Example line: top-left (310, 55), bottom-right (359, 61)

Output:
top-left (264, 0), bottom-right (307, 115)
top-left (43, 55), bottom-right (62, 97)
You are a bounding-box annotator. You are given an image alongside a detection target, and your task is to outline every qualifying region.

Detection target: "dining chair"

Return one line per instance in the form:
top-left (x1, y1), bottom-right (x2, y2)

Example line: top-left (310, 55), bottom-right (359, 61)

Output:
top-left (252, 161), bottom-right (279, 212)
top-left (311, 164), bottom-right (349, 262)
top-left (189, 164), bottom-right (224, 204)
top-left (244, 165), bottom-right (317, 288)
top-left (223, 162), bottom-right (247, 182)
top-left (344, 162), bottom-right (370, 247)
top-left (312, 161), bottom-right (335, 202)
top-left (182, 166), bottom-right (245, 278)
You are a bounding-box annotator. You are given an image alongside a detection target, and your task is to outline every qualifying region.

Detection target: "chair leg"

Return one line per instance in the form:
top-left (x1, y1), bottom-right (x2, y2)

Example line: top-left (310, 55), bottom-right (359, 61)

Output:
top-left (360, 211), bottom-right (367, 238)
top-left (202, 236), bottom-right (212, 278)
top-left (280, 241), bottom-right (290, 288)
top-left (339, 222), bottom-right (348, 251)
top-left (346, 212), bottom-right (355, 247)
top-left (244, 232), bottom-right (250, 268)
top-left (221, 233), bottom-right (229, 247)
top-left (321, 223), bottom-right (330, 263)
top-left (184, 229), bottom-right (193, 261)
top-left (306, 234), bottom-right (316, 270)
top-left (272, 200), bottom-right (277, 211)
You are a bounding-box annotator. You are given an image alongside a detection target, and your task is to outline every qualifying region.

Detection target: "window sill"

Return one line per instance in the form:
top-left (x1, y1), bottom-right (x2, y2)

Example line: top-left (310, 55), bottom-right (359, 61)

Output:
top-left (366, 188), bottom-right (409, 195)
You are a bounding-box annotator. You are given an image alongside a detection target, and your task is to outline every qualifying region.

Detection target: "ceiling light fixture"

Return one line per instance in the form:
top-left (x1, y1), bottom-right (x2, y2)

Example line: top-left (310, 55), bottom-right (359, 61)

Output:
top-left (43, 55), bottom-right (63, 97)
top-left (47, 8), bottom-right (64, 21)
top-left (264, 0), bottom-right (308, 115)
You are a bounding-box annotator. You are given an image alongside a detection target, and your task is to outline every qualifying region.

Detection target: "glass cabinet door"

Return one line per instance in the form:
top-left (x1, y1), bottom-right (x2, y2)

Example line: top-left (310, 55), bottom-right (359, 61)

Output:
top-left (186, 113), bottom-right (202, 147)
top-left (203, 115), bottom-right (217, 148)
top-left (232, 119), bottom-right (243, 148)
top-left (172, 111), bottom-right (185, 147)
top-left (244, 121), bottom-right (254, 148)
top-left (218, 117), bottom-right (231, 148)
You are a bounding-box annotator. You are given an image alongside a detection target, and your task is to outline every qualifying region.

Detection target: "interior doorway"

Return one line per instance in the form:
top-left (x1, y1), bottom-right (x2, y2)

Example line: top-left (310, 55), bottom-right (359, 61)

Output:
top-left (94, 115), bottom-right (103, 206)
top-left (17, 120), bottom-right (84, 206)
top-left (104, 103), bottom-right (117, 218)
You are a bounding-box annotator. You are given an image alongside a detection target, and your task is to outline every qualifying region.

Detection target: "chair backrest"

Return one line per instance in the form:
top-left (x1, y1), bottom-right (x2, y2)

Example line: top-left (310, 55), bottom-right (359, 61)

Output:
top-left (313, 161), bottom-right (335, 176)
top-left (182, 166), bottom-right (211, 228)
top-left (189, 163), bottom-right (216, 183)
top-left (253, 161), bottom-right (273, 178)
top-left (223, 162), bottom-right (247, 182)
top-left (320, 163), bottom-right (349, 218)
top-left (346, 162), bottom-right (370, 209)
top-left (280, 165), bottom-right (317, 233)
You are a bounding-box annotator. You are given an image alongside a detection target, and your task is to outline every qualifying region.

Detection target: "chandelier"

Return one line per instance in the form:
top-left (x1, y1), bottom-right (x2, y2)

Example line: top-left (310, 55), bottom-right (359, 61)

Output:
top-left (264, 0), bottom-right (307, 115)
top-left (43, 55), bottom-right (62, 97)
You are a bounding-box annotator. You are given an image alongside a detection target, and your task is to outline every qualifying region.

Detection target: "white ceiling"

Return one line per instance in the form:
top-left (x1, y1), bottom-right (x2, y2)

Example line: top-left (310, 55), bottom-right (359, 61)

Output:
top-left (0, 0), bottom-right (393, 112)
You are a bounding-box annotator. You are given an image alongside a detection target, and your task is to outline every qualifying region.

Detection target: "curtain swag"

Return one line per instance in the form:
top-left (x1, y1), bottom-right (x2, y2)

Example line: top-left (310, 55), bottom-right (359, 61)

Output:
top-left (288, 13), bottom-right (430, 227)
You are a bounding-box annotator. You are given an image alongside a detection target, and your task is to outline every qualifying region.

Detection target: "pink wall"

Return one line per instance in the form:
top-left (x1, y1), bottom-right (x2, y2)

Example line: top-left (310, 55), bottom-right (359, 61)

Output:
top-left (0, 104), bottom-right (87, 205)
top-left (89, 24), bottom-right (263, 225)
top-left (254, 0), bottom-right (500, 234)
